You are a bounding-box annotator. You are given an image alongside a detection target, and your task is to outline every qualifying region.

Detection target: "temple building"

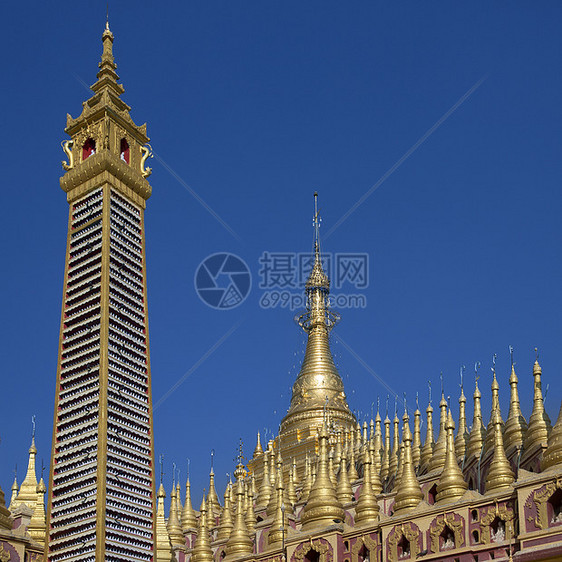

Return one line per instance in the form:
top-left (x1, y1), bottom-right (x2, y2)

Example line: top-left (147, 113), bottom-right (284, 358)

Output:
top-left (1, 22), bottom-right (562, 562)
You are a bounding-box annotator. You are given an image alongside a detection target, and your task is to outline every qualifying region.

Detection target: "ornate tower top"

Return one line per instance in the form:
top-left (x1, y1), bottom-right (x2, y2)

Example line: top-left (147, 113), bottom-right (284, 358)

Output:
top-left (280, 193), bottom-right (355, 451)
top-left (60, 24), bottom-right (153, 206)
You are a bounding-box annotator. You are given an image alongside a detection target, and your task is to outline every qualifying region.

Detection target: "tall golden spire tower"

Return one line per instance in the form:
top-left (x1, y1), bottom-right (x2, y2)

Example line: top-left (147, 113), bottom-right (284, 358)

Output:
top-left (279, 194), bottom-right (355, 460)
top-left (46, 22), bottom-right (156, 561)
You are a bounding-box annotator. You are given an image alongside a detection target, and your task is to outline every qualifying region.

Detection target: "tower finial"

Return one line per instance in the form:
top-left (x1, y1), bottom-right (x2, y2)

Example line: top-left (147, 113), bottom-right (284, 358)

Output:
top-left (428, 380), bottom-right (432, 405)
top-left (186, 457), bottom-right (190, 480)
top-left (210, 449), bottom-right (215, 471)
top-left (314, 191), bottom-right (320, 256)
top-left (491, 353), bottom-right (497, 377)
top-left (535, 347), bottom-right (539, 361)
top-left (440, 372), bottom-right (444, 397)
top-left (159, 455), bottom-right (164, 484)
top-left (32, 415), bottom-right (36, 441)
top-left (474, 361), bottom-right (481, 383)
top-left (509, 345), bottom-right (514, 368)
top-left (460, 365), bottom-right (465, 392)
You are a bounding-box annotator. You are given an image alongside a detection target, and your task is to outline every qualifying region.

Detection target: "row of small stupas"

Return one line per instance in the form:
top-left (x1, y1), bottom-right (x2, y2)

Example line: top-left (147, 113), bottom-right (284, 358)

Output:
top-left (149, 213), bottom-right (562, 562)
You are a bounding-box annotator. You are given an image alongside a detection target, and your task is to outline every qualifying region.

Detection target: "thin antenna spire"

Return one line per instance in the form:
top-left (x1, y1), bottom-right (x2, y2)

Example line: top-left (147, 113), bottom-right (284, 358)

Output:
top-left (210, 449), bottom-right (215, 471)
top-left (31, 415), bottom-right (36, 440)
top-left (509, 345), bottom-right (514, 368)
top-left (535, 347), bottom-right (539, 361)
top-left (491, 353), bottom-right (497, 376)
top-left (385, 395), bottom-right (389, 417)
top-left (460, 365), bottom-right (465, 391)
top-left (237, 438), bottom-right (244, 465)
top-left (159, 455), bottom-right (164, 484)
top-left (428, 381), bottom-right (432, 405)
top-left (313, 192), bottom-right (321, 256)
top-left (403, 392), bottom-right (407, 413)
top-left (106, 3), bottom-right (110, 30)
top-left (440, 372), bottom-right (444, 396)
top-left (172, 462), bottom-right (176, 487)
top-left (416, 392), bottom-right (419, 409)
top-left (187, 458), bottom-right (190, 479)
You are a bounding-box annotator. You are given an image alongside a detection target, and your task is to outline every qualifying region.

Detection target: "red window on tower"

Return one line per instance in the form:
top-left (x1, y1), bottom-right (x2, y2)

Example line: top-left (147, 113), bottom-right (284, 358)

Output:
top-left (120, 138), bottom-right (130, 164)
top-left (82, 138), bottom-right (96, 160)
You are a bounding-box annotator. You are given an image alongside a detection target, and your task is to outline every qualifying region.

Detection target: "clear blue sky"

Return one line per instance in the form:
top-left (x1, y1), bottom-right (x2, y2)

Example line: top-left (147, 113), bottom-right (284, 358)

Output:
top-left (1, 2), bottom-right (561, 505)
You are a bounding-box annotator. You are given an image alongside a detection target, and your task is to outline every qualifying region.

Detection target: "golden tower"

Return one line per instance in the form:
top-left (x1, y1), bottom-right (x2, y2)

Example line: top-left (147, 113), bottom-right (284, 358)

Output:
top-left (278, 193), bottom-right (356, 466)
top-left (45, 23), bottom-right (156, 561)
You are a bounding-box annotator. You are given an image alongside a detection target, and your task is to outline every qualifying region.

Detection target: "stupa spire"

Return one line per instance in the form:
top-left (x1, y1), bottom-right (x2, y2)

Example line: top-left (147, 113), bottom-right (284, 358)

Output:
top-left (281, 193), bottom-right (355, 442)
top-left (504, 347), bottom-right (528, 453)
top-left (485, 406), bottom-right (515, 494)
top-left (542, 400), bottom-right (562, 471)
top-left (253, 432), bottom-right (264, 457)
top-left (393, 406), bottom-right (423, 514)
top-left (217, 483), bottom-right (234, 540)
top-left (191, 496), bottom-right (213, 562)
top-left (389, 400), bottom-right (400, 480)
top-left (412, 394), bottom-right (422, 470)
top-left (336, 445), bottom-right (353, 505)
top-left (437, 410), bottom-right (468, 504)
top-left (15, 421), bottom-right (39, 509)
top-left (466, 364), bottom-right (486, 459)
top-left (428, 380), bottom-right (448, 473)
top-left (381, 404), bottom-right (391, 481)
top-left (225, 453), bottom-right (253, 557)
top-left (182, 461), bottom-right (198, 532)
top-left (524, 350), bottom-right (552, 452)
top-left (455, 366), bottom-right (469, 461)
top-left (168, 475), bottom-right (185, 547)
top-left (301, 417), bottom-right (344, 530)
top-left (354, 437), bottom-right (380, 525)
top-left (155, 484), bottom-right (173, 562)
top-left (419, 384), bottom-right (435, 474)
top-left (484, 355), bottom-right (504, 454)
top-left (28, 478), bottom-right (47, 547)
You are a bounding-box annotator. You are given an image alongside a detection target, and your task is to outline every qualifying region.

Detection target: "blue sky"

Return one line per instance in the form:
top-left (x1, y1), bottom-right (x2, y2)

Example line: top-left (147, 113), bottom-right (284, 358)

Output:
top-left (1, 2), bottom-right (561, 505)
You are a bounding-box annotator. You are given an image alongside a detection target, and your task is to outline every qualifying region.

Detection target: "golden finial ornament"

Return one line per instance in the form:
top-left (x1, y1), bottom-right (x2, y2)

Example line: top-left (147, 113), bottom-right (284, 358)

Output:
top-left (542, 399), bottom-right (562, 470)
top-left (484, 355), bottom-right (504, 454)
top-left (328, 447), bottom-right (336, 485)
top-left (182, 462), bottom-right (198, 532)
top-left (191, 496), bottom-right (213, 562)
top-left (412, 394), bottom-right (422, 470)
top-left (524, 351), bottom-right (552, 452)
top-left (393, 441), bottom-right (405, 492)
top-left (168, 475), bottom-right (186, 547)
top-left (334, 431), bottom-right (343, 475)
top-left (393, 407), bottom-right (423, 514)
top-left (455, 366), bottom-right (469, 461)
top-left (419, 384), bottom-right (435, 474)
top-left (485, 406), bottom-right (515, 494)
top-left (281, 193), bottom-right (355, 447)
top-left (254, 431), bottom-right (264, 457)
top-left (466, 364), bottom-right (486, 459)
top-left (245, 481), bottom-right (256, 535)
top-left (8, 476), bottom-right (18, 512)
top-left (428, 375), bottom-right (448, 473)
top-left (265, 455), bottom-right (278, 518)
top-left (287, 459), bottom-right (298, 506)
top-left (207, 451), bottom-right (221, 520)
top-left (27, 478), bottom-right (47, 546)
top-left (336, 445), bottom-right (354, 505)
top-left (217, 484), bottom-right (234, 540)
top-left (374, 402), bottom-right (384, 473)
top-left (389, 402), bottom-right (400, 480)
top-left (155, 484), bottom-right (173, 562)
top-left (301, 418), bottom-right (344, 529)
top-left (268, 460), bottom-right (287, 546)
top-left (381, 408), bottom-right (391, 482)
top-left (225, 452), bottom-right (254, 557)
top-left (301, 456), bottom-right (312, 503)
top-left (348, 428), bottom-right (359, 481)
top-left (256, 448), bottom-right (272, 508)
top-left (504, 348), bottom-right (528, 453)
top-left (354, 438), bottom-right (380, 525)
top-left (437, 410), bottom-right (468, 504)
top-left (15, 420), bottom-right (39, 510)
